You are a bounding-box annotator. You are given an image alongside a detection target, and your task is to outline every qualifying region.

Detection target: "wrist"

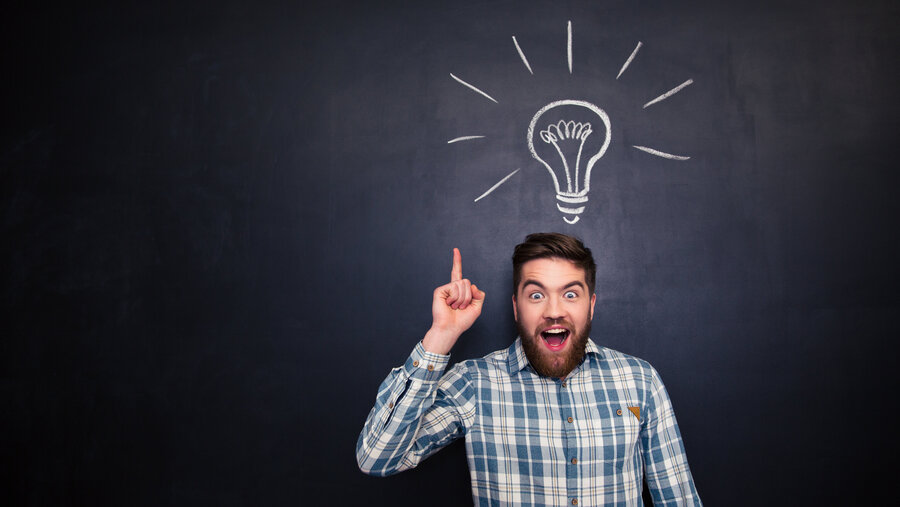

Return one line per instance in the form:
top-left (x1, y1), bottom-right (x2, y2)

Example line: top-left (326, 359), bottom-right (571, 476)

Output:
top-left (422, 327), bottom-right (459, 355)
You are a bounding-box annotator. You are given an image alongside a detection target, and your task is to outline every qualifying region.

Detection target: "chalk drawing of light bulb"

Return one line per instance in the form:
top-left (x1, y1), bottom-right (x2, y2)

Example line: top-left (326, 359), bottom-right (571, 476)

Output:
top-left (527, 100), bottom-right (611, 224)
top-left (451, 22), bottom-right (694, 222)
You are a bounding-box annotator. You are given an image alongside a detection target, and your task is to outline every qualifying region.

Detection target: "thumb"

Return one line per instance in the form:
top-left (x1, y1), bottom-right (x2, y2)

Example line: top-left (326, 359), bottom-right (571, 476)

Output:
top-left (471, 283), bottom-right (486, 302)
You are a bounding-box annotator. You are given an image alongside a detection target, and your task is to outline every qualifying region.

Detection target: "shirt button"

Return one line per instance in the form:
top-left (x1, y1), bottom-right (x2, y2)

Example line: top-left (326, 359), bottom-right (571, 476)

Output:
top-left (571, 458), bottom-right (577, 465)
top-left (567, 416), bottom-right (573, 423)
top-left (427, 364), bottom-right (434, 371)
top-left (561, 382), bottom-right (566, 388)
top-left (388, 401), bottom-right (394, 409)
top-left (413, 360), bottom-right (419, 367)
top-left (572, 499), bottom-right (578, 505)
top-left (617, 409), bottom-right (623, 416)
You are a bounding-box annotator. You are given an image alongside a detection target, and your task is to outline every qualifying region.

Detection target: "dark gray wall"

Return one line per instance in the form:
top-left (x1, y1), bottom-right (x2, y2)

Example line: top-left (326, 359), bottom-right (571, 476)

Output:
top-left (3, 0), bottom-right (898, 505)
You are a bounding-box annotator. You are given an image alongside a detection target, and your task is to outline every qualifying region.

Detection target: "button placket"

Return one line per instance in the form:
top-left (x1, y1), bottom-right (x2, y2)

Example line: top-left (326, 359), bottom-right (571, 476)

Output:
top-left (559, 379), bottom-right (578, 503)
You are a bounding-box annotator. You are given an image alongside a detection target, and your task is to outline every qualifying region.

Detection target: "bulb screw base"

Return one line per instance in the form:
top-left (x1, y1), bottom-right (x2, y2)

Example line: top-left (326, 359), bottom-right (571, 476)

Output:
top-left (556, 193), bottom-right (587, 224)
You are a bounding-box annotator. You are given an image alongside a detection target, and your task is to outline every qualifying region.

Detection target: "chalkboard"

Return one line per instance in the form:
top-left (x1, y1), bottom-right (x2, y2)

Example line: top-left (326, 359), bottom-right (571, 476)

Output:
top-left (3, 0), bottom-right (898, 505)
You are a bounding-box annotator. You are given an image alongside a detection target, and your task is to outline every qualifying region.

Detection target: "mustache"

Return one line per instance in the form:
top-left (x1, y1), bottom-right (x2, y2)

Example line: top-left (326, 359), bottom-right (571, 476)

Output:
top-left (535, 318), bottom-right (574, 333)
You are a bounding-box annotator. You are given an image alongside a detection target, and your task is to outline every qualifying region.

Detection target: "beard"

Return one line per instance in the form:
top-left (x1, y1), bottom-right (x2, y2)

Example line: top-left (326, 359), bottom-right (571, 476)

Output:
top-left (517, 318), bottom-right (591, 379)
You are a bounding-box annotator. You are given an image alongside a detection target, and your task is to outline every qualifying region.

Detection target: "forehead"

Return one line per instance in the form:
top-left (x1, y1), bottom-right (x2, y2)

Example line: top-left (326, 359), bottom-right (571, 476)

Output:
top-left (517, 257), bottom-right (588, 291)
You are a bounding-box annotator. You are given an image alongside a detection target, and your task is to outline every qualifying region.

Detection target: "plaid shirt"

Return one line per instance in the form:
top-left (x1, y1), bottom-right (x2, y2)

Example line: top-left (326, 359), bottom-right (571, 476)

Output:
top-left (357, 338), bottom-right (701, 506)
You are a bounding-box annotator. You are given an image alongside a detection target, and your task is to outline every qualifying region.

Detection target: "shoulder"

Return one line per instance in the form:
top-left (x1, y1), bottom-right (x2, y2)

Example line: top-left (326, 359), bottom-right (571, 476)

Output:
top-left (449, 343), bottom-right (516, 378)
top-left (592, 344), bottom-right (661, 385)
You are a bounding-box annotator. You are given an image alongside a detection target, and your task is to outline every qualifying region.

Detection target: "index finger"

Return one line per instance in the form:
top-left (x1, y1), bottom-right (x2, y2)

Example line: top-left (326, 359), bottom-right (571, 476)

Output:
top-left (451, 248), bottom-right (462, 282)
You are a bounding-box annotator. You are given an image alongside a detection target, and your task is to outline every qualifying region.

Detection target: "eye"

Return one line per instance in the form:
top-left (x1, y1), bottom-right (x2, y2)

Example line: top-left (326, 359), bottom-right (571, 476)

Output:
top-left (528, 292), bottom-right (544, 301)
top-left (564, 291), bottom-right (578, 299)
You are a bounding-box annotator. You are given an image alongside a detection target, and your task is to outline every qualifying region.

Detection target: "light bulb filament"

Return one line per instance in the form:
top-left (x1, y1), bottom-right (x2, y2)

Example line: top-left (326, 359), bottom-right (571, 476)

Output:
top-left (539, 120), bottom-right (593, 193)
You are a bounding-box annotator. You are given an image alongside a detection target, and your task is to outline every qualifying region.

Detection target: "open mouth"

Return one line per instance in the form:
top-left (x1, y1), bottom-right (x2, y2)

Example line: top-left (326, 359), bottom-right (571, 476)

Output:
top-left (540, 328), bottom-right (570, 351)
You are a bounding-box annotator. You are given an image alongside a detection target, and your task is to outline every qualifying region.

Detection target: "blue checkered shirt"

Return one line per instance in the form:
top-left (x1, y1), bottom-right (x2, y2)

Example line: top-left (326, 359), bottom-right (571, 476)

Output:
top-left (357, 338), bottom-right (701, 506)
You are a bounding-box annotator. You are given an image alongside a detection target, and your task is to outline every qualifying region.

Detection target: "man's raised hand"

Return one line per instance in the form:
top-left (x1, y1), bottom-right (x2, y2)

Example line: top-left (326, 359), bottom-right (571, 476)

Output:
top-left (422, 248), bottom-right (486, 355)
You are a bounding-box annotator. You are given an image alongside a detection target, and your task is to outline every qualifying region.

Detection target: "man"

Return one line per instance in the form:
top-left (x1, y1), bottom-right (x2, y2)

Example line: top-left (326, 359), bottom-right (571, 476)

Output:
top-left (357, 233), bottom-right (701, 506)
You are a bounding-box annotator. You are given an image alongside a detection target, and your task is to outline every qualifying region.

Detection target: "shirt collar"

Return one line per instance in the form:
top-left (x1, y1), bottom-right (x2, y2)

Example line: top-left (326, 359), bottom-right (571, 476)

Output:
top-left (506, 337), bottom-right (605, 375)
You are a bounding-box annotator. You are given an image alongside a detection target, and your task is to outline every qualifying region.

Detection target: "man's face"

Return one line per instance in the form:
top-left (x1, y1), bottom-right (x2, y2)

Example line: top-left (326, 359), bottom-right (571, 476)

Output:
top-left (513, 257), bottom-right (596, 379)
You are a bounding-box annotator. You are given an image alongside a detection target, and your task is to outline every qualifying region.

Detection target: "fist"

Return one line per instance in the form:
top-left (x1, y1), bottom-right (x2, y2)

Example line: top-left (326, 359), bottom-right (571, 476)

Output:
top-left (422, 248), bottom-right (486, 355)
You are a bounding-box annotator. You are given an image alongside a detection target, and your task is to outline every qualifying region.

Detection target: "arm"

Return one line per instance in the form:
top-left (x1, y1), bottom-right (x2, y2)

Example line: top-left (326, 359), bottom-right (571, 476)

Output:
top-left (355, 342), bottom-right (475, 476)
top-left (356, 248), bottom-right (485, 476)
top-left (642, 367), bottom-right (703, 506)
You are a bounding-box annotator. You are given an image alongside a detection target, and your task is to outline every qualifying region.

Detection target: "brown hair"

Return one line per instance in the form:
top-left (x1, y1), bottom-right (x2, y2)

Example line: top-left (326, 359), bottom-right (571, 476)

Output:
top-left (512, 232), bottom-right (596, 295)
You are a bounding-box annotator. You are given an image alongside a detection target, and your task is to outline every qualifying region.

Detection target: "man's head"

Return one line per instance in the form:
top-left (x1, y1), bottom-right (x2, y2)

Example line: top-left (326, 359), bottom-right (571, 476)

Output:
top-left (512, 233), bottom-right (597, 379)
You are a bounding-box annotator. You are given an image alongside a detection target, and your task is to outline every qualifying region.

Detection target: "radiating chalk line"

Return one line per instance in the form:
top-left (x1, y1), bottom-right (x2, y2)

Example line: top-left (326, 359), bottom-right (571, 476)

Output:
top-left (448, 136), bottom-right (486, 144)
top-left (450, 73), bottom-right (498, 104)
top-left (567, 21), bottom-right (573, 74)
top-left (643, 79), bottom-right (693, 108)
top-left (617, 41), bottom-right (642, 80)
top-left (633, 145), bottom-right (691, 160)
top-left (512, 36), bottom-right (533, 74)
top-left (474, 169), bottom-right (520, 202)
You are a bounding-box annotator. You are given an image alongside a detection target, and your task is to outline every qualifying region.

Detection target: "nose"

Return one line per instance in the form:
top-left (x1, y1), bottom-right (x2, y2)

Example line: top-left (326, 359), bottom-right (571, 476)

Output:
top-left (542, 295), bottom-right (565, 320)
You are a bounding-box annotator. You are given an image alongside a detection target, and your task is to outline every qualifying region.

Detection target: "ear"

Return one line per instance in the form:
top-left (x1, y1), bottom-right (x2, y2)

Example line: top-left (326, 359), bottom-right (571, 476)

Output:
top-left (512, 294), bottom-right (518, 321)
top-left (589, 293), bottom-right (596, 320)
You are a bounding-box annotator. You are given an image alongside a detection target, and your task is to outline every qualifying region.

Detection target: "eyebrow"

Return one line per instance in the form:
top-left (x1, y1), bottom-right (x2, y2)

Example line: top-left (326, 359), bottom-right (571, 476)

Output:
top-left (520, 280), bottom-right (545, 291)
top-left (520, 280), bottom-right (586, 292)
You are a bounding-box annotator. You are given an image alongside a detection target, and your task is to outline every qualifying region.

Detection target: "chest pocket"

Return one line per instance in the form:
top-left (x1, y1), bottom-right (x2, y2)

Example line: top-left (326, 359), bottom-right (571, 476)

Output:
top-left (584, 402), bottom-right (642, 468)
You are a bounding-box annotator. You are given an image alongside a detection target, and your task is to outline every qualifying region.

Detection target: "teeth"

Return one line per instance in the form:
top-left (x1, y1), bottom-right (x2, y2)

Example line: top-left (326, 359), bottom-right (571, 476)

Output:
top-left (544, 329), bottom-right (567, 334)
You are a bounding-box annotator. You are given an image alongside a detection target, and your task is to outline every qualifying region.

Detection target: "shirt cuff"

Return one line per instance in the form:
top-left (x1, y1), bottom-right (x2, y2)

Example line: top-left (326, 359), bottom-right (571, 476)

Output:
top-left (403, 341), bottom-right (450, 382)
